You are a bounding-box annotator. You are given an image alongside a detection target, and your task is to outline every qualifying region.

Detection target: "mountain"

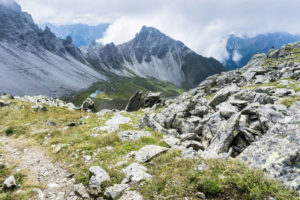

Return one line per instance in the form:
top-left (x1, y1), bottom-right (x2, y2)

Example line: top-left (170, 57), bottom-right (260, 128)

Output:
top-left (225, 32), bottom-right (300, 69)
top-left (1, 42), bottom-right (299, 199)
top-left (82, 26), bottom-right (226, 87)
top-left (0, 0), bottom-right (106, 96)
top-left (40, 23), bottom-right (109, 47)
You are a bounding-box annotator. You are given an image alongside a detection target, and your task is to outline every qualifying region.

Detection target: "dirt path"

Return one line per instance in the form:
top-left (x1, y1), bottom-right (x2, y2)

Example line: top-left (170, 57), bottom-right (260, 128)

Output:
top-left (0, 135), bottom-right (84, 200)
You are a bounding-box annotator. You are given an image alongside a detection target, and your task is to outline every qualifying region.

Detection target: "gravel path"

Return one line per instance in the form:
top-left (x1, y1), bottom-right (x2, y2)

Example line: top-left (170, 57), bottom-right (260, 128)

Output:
top-left (0, 135), bottom-right (88, 200)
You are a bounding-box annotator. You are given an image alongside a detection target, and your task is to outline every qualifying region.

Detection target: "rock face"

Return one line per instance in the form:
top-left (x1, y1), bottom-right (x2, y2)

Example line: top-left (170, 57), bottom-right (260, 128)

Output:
top-left (140, 42), bottom-right (300, 193)
top-left (81, 26), bottom-right (226, 87)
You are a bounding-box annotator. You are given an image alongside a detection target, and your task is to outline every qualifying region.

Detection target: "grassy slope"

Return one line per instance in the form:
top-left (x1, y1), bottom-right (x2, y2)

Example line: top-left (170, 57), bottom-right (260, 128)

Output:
top-left (0, 99), bottom-right (298, 200)
top-left (63, 76), bottom-right (186, 111)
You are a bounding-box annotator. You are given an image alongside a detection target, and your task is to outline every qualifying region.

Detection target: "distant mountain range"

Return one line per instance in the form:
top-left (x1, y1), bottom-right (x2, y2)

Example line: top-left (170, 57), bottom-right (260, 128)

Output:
top-left (0, 1), bottom-right (225, 96)
top-left (40, 23), bottom-right (109, 47)
top-left (224, 32), bottom-right (300, 69)
top-left (41, 22), bottom-right (300, 71)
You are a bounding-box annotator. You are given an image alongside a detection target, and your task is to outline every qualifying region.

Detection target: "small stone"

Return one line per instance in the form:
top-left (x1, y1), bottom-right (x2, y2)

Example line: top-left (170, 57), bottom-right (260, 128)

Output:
top-left (4, 176), bottom-right (16, 188)
top-left (196, 164), bottom-right (207, 172)
top-left (195, 192), bottom-right (206, 199)
top-left (52, 146), bottom-right (61, 154)
top-left (46, 121), bottom-right (56, 126)
top-left (118, 131), bottom-right (151, 141)
top-left (33, 188), bottom-right (45, 200)
top-left (67, 122), bottom-right (76, 127)
top-left (74, 183), bottom-right (90, 199)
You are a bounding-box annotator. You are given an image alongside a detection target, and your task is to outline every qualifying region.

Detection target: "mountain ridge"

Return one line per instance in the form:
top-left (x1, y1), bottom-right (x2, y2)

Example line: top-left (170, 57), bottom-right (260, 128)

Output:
top-left (82, 25), bottom-right (227, 87)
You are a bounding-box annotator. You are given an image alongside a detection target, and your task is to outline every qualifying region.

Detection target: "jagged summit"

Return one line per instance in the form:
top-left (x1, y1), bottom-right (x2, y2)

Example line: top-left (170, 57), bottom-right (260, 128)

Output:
top-left (83, 25), bottom-right (226, 87)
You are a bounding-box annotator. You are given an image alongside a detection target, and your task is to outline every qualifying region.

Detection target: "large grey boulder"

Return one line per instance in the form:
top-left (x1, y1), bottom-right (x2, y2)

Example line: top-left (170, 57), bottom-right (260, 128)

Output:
top-left (208, 85), bottom-right (239, 107)
top-left (134, 145), bottom-right (168, 163)
top-left (238, 115), bottom-right (300, 193)
top-left (89, 166), bottom-right (110, 194)
top-left (143, 92), bottom-right (162, 108)
top-left (122, 163), bottom-right (152, 183)
top-left (202, 112), bottom-right (241, 158)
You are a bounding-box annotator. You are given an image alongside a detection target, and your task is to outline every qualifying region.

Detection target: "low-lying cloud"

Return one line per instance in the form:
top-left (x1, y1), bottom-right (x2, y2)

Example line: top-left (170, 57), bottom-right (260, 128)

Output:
top-left (15, 0), bottom-right (300, 62)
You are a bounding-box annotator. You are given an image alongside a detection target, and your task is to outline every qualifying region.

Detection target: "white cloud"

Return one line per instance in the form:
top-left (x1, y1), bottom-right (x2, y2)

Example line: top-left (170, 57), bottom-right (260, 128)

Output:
top-left (14, 0), bottom-right (300, 62)
top-left (232, 50), bottom-right (243, 63)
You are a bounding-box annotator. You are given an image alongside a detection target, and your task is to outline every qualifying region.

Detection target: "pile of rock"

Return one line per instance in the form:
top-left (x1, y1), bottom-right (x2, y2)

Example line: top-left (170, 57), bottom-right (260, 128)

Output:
top-left (140, 42), bottom-right (300, 193)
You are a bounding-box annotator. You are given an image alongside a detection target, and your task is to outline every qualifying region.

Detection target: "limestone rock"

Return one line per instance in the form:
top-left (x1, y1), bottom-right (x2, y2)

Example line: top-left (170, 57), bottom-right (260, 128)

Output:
top-left (119, 191), bottom-right (144, 200)
top-left (118, 131), bottom-right (151, 141)
top-left (4, 175), bottom-right (16, 189)
top-left (122, 163), bottom-right (152, 183)
top-left (134, 145), bottom-right (168, 163)
top-left (89, 166), bottom-right (110, 194)
top-left (104, 184), bottom-right (129, 199)
top-left (81, 98), bottom-right (94, 111)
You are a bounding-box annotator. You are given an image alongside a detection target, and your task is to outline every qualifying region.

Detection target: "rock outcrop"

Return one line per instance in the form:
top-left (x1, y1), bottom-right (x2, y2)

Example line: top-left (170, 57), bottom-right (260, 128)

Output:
top-left (140, 42), bottom-right (300, 193)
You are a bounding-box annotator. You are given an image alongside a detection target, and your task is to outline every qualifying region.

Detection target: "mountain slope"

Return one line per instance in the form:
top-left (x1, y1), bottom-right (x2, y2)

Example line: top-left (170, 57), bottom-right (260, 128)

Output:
top-left (0, 42), bottom-right (299, 199)
top-left (225, 32), bottom-right (300, 69)
top-left (40, 23), bottom-right (109, 47)
top-left (0, 1), bottom-right (106, 96)
top-left (82, 26), bottom-right (227, 87)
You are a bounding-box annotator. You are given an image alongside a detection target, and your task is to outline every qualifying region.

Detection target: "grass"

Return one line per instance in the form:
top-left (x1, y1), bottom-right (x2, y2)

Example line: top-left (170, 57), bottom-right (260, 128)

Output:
top-left (0, 98), bottom-right (167, 188)
top-left (140, 151), bottom-right (299, 200)
top-left (205, 93), bottom-right (215, 101)
top-left (63, 76), bottom-right (186, 111)
top-left (0, 98), bottom-right (299, 199)
top-left (279, 96), bottom-right (299, 107)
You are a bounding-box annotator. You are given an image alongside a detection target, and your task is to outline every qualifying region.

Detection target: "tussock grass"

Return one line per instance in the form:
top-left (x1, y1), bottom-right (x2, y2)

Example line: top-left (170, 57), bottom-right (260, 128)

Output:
top-left (141, 151), bottom-right (299, 200)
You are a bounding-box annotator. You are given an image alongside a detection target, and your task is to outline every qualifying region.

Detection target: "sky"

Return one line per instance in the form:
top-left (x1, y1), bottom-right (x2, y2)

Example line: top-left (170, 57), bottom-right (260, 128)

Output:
top-left (14, 0), bottom-right (300, 62)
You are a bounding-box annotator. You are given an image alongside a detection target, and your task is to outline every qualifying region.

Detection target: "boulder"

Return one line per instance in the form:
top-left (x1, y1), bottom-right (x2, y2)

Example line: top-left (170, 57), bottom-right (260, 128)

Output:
top-left (143, 92), bottom-right (162, 108)
top-left (208, 85), bottom-right (239, 107)
top-left (119, 191), bottom-right (144, 200)
top-left (121, 163), bottom-right (152, 183)
top-left (31, 105), bottom-right (48, 112)
top-left (81, 98), bottom-right (94, 110)
top-left (203, 112), bottom-right (241, 157)
top-left (104, 184), bottom-right (129, 200)
top-left (74, 183), bottom-right (90, 199)
top-left (118, 131), bottom-right (151, 141)
top-left (125, 91), bottom-right (143, 112)
top-left (89, 166), bottom-right (110, 194)
top-left (134, 145), bottom-right (168, 163)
